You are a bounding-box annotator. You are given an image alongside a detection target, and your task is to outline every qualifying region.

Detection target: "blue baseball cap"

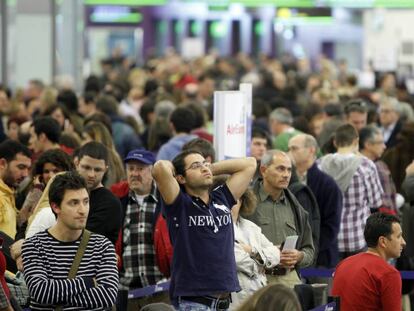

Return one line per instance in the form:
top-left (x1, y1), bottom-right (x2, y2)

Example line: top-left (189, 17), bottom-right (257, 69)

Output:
top-left (124, 149), bottom-right (155, 165)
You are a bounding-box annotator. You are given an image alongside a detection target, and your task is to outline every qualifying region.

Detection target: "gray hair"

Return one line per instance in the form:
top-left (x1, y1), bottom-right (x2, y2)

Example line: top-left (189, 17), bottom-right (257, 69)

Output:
top-left (269, 108), bottom-right (293, 125)
top-left (302, 134), bottom-right (319, 149)
top-left (359, 125), bottom-right (381, 150)
top-left (261, 150), bottom-right (289, 167)
top-left (155, 100), bottom-right (176, 118)
top-left (380, 97), bottom-right (401, 114)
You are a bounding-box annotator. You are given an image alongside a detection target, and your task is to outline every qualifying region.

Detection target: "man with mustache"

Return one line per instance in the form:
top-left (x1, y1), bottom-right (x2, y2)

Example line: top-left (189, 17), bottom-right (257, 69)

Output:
top-left (112, 149), bottom-right (168, 311)
top-left (247, 150), bottom-right (314, 288)
top-left (0, 139), bottom-right (31, 239)
top-left (75, 141), bottom-right (122, 245)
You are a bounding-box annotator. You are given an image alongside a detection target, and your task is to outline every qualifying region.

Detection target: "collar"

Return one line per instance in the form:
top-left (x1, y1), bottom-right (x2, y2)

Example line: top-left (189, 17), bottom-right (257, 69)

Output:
top-left (258, 181), bottom-right (286, 203)
top-left (128, 182), bottom-right (158, 203)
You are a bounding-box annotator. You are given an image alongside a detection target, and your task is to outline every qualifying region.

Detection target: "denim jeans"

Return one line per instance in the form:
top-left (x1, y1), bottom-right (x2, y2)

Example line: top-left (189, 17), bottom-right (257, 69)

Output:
top-left (177, 299), bottom-right (229, 311)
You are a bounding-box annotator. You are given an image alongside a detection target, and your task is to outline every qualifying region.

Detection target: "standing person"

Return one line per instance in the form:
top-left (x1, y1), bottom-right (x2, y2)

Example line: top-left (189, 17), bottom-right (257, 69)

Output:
top-left (247, 150), bottom-right (314, 288)
top-left (152, 151), bottom-right (256, 310)
top-left (332, 212), bottom-right (405, 311)
top-left (156, 107), bottom-right (197, 161)
top-left (319, 124), bottom-right (383, 259)
top-left (0, 139), bottom-right (31, 239)
top-left (21, 171), bottom-right (119, 310)
top-left (112, 149), bottom-right (168, 311)
top-left (359, 126), bottom-right (398, 215)
top-left (75, 142), bottom-right (122, 245)
top-left (288, 134), bottom-right (342, 268)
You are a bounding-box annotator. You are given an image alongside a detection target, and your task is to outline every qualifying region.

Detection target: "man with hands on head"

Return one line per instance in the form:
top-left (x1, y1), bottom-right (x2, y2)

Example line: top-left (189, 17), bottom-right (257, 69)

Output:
top-left (247, 150), bottom-right (314, 288)
top-left (152, 151), bottom-right (256, 311)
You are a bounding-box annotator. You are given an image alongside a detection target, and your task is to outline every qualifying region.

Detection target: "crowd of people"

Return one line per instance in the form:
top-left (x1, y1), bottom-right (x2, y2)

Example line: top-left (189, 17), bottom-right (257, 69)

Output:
top-left (0, 51), bottom-right (412, 310)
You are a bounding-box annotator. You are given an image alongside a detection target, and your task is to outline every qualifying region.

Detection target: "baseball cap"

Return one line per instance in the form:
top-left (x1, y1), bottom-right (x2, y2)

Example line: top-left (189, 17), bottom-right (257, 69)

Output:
top-left (124, 149), bottom-right (155, 165)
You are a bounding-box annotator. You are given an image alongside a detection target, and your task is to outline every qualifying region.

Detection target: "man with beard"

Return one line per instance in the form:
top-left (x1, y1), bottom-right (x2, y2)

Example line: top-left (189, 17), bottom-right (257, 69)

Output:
top-left (0, 140), bottom-right (31, 239)
top-left (75, 142), bottom-right (122, 245)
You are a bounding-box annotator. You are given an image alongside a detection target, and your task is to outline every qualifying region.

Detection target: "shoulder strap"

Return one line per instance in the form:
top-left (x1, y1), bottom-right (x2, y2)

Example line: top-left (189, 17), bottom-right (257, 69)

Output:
top-left (68, 229), bottom-right (91, 279)
top-left (56, 230), bottom-right (92, 311)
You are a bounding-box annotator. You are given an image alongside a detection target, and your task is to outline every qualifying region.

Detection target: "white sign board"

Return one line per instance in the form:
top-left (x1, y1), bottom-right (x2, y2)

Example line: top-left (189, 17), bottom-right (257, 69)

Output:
top-left (240, 83), bottom-right (252, 156)
top-left (372, 49), bottom-right (397, 72)
top-left (214, 90), bottom-right (250, 160)
top-left (181, 37), bottom-right (204, 60)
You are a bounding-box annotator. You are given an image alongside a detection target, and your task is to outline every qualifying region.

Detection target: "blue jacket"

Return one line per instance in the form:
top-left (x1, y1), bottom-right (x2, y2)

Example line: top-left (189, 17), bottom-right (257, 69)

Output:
top-left (307, 163), bottom-right (343, 267)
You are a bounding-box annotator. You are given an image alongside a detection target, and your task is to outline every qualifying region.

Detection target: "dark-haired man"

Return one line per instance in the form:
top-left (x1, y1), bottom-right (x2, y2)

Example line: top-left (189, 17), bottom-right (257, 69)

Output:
top-left (22, 171), bottom-right (119, 310)
top-left (319, 124), bottom-right (383, 259)
top-left (153, 151), bottom-right (256, 310)
top-left (332, 212), bottom-right (405, 311)
top-left (156, 107), bottom-right (197, 161)
top-left (0, 139), bottom-right (31, 238)
top-left (345, 99), bottom-right (368, 131)
top-left (29, 116), bottom-right (61, 159)
top-left (75, 142), bottom-right (122, 244)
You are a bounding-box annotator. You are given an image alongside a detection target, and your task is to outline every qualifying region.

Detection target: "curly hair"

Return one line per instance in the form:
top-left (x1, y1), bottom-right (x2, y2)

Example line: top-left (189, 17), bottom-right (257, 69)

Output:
top-left (33, 149), bottom-right (74, 176)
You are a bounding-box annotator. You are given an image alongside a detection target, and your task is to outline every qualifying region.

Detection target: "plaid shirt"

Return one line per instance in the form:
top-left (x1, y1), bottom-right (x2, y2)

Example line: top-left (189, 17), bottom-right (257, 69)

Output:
top-left (119, 185), bottom-right (163, 290)
top-left (376, 160), bottom-right (398, 214)
top-left (338, 157), bottom-right (383, 252)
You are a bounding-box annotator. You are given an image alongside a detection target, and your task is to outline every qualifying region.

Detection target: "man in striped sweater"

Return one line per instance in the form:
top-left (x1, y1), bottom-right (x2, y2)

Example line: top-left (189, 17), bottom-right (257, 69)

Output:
top-left (21, 171), bottom-right (119, 310)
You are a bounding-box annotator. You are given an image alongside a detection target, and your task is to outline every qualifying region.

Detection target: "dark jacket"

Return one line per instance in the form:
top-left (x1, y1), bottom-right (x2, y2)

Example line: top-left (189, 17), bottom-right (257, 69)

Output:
top-left (307, 163), bottom-right (343, 267)
top-left (383, 119), bottom-right (403, 149)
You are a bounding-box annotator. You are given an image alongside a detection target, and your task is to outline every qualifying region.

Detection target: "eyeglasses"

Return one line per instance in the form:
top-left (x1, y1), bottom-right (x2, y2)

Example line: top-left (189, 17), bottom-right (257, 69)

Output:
top-left (184, 161), bottom-right (211, 171)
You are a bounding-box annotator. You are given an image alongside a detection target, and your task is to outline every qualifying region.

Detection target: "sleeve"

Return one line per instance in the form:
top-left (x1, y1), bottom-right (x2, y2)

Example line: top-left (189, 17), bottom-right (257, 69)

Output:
top-left (297, 210), bottom-right (315, 268)
top-left (365, 163), bottom-right (384, 210)
top-left (256, 227), bottom-right (280, 269)
top-left (163, 190), bottom-right (186, 218)
top-left (234, 242), bottom-right (257, 277)
top-left (380, 270), bottom-right (402, 311)
top-left (69, 239), bottom-right (119, 309)
top-left (25, 208), bottom-right (56, 238)
top-left (217, 184), bottom-right (237, 209)
top-left (22, 238), bottom-right (94, 305)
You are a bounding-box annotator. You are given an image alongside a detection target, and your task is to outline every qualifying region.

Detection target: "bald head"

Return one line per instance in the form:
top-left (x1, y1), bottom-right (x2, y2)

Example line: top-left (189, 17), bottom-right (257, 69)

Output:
top-left (288, 134), bottom-right (318, 167)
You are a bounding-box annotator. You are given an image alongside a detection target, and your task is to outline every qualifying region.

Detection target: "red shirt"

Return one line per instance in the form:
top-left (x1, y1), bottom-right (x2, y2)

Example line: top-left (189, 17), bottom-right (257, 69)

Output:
top-left (332, 253), bottom-right (402, 311)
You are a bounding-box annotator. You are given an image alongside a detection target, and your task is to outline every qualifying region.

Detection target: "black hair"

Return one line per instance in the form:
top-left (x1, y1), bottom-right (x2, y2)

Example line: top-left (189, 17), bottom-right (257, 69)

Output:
top-left (0, 139), bottom-right (31, 162)
top-left (33, 149), bottom-right (74, 176)
top-left (57, 90), bottom-right (79, 112)
top-left (344, 99), bottom-right (368, 115)
top-left (172, 149), bottom-right (204, 176)
top-left (170, 107), bottom-right (196, 133)
top-left (32, 116), bottom-right (61, 144)
top-left (49, 171), bottom-right (88, 207)
top-left (182, 138), bottom-right (215, 162)
top-left (77, 141), bottom-right (109, 164)
top-left (364, 212), bottom-right (401, 248)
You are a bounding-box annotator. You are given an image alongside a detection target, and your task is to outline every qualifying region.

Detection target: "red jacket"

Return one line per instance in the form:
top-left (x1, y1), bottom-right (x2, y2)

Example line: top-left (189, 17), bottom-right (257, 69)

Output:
top-left (110, 181), bottom-right (173, 278)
